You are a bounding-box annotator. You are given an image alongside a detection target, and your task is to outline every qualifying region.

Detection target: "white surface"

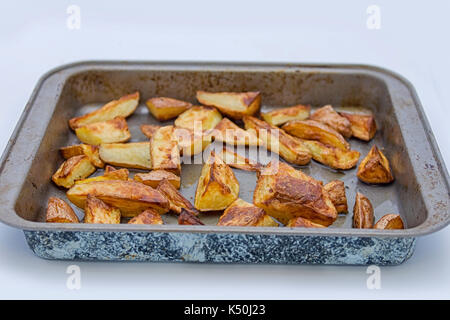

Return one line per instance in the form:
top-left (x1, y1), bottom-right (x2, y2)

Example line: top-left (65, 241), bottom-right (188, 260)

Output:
top-left (0, 0), bottom-right (449, 299)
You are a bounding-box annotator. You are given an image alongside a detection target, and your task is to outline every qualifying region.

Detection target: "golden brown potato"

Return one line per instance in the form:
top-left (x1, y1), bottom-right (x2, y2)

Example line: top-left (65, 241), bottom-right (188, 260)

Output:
top-left (374, 214), bottom-right (404, 230)
top-left (178, 208), bottom-right (204, 225)
top-left (66, 180), bottom-right (170, 217)
top-left (157, 179), bottom-right (198, 215)
top-left (357, 145), bottom-right (394, 184)
top-left (213, 118), bottom-right (261, 146)
top-left (134, 170), bottom-right (181, 189)
top-left (75, 168), bottom-right (129, 185)
top-left (339, 112), bottom-right (377, 141)
top-left (261, 104), bottom-right (310, 126)
top-left (75, 117), bottom-right (131, 145)
top-left (84, 194), bottom-right (121, 224)
top-left (302, 140), bottom-right (360, 170)
top-left (310, 105), bottom-right (352, 138)
top-left (253, 161), bottom-right (337, 226)
top-left (282, 119), bottom-right (350, 150)
top-left (99, 142), bottom-right (151, 170)
top-left (196, 91), bottom-right (261, 120)
top-left (353, 192), bottom-right (374, 228)
top-left (150, 125), bottom-right (181, 175)
top-left (286, 216), bottom-right (326, 228)
top-left (46, 197), bottom-right (80, 223)
top-left (69, 92), bottom-right (139, 130)
top-left (217, 198), bottom-right (278, 227)
top-left (174, 106), bottom-right (222, 131)
top-left (174, 128), bottom-right (213, 156)
top-left (217, 147), bottom-right (262, 172)
top-left (60, 144), bottom-right (104, 168)
top-left (323, 180), bottom-right (348, 213)
top-left (243, 116), bottom-right (311, 165)
top-left (146, 97), bottom-right (192, 121)
top-left (194, 151), bottom-right (240, 211)
top-left (128, 208), bottom-right (163, 225)
top-left (140, 124), bottom-right (161, 139)
top-left (52, 155), bottom-right (96, 188)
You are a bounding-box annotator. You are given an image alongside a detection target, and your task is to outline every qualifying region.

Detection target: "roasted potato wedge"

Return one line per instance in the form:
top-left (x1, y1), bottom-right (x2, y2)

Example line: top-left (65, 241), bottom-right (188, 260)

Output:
top-left (178, 208), bottom-right (204, 225)
top-left (261, 104), bottom-right (310, 126)
top-left (353, 192), bottom-right (374, 228)
top-left (174, 128), bottom-right (213, 156)
top-left (66, 180), bottom-right (170, 217)
top-left (324, 180), bottom-right (348, 213)
top-left (374, 214), bottom-right (404, 230)
top-left (157, 179), bottom-right (198, 215)
top-left (150, 125), bottom-right (181, 175)
top-left (217, 198), bottom-right (278, 227)
top-left (217, 147), bottom-right (262, 172)
top-left (52, 155), bottom-right (96, 188)
top-left (75, 168), bottom-right (129, 185)
top-left (146, 97), bottom-right (192, 121)
top-left (282, 119), bottom-right (350, 150)
top-left (69, 92), bottom-right (139, 130)
top-left (75, 117), bottom-right (131, 145)
top-left (340, 112), bottom-right (377, 141)
top-left (99, 142), bottom-right (151, 170)
top-left (243, 116), bottom-right (311, 165)
top-left (310, 105), bottom-right (352, 138)
top-left (140, 124), bottom-right (161, 139)
top-left (302, 140), bottom-right (360, 170)
top-left (253, 161), bottom-right (337, 226)
top-left (46, 197), bottom-right (79, 223)
top-left (174, 106), bottom-right (222, 131)
top-left (357, 145), bottom-right (394, 184)
top-left (84, 194), bottom-right (121, 224)
top-left (134, 170), bottom-right (181, 189)
top-left (286, 216), bottom-right (326, 228)
top-left (194, 151), bottom-right (240, 211)
top-left (213, 118), bottom-right (260, 146)
top-left (60, 144), bottom-right (104, 168)
top-left (128, 208), bottom-right (163, 225)
top-left (196, 91), bottom-right (261, 120)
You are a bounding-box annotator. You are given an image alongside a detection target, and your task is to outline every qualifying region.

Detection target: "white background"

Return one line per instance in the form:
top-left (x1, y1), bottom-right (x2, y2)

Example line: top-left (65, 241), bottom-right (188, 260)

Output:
top-left (0, 0), bottom-right (449, 299)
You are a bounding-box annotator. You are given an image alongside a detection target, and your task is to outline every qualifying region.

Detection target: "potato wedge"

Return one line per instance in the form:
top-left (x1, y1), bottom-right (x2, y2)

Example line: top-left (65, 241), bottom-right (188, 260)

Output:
top-left (99, 142), bottom-right (151, 170)
top-left (157, 179), bottom-right (198, 215)
top-left (194, 151), bottom-right (240, 211)
top-left (174, 106), bottom-right (222, 131)
top-left (66, 180), bottom-right (170, 217)
top-left (286, 216), bottom-right (326, 228)
top-left (212, 118), bottom-right (260, 146)
top-left (196, 91), bottom-right (261, 120)
top-left (84, 194), bottom-right (121, 224)
top-left (253, 161), bottom-right (337, 226)
top-left (174, 128), bottom-right (213, 156)
top-left (146, 97), bottom-right (192, 121)
top-left (52, 155), bottom-right (96, 188)
top-left (134, 170), bottom-right (181, 189)
top-left (217, 147), bottom-right (262, 172)
top-left (302, 140), bottom-right (360, 170)
top-left (357, 145), bottom-right (394, 184)
top-left (75, 168), bottom-right (129, 185)
top-left (178, 208), bottom-right (204, 225)
top-left (150, 125), bottom-right (181, 175)
top-left (374, 214), bottom-right (404, 230)
top-left (261, 104), bottom-right (310, 126)
top-left (75, 117), bottom-right (131, 145)
top-left (60, 144), bottom-right (104, 168)
top-left (340, 112), bottom-right (377, 141)
top-left (353, 192), bottom-right (374, 228)
top-left (140, 124), bottom-right (161, 139)
top-left (217, 198), bottom-right (278, 227)
top-left (243, 116), bottom-right (311, 165)
top-left (310, 105), bottom-right (352, 138)
top-left (282, 119), bottom-right (350, 150)
top-left (69, 92), bottom-right (139, 130)
top-left (128, 209), bottom-right (163, 225)
top-left (324, 180), bottom-right (348, 213)
top-left (46, 197), bottom-right (79, 223)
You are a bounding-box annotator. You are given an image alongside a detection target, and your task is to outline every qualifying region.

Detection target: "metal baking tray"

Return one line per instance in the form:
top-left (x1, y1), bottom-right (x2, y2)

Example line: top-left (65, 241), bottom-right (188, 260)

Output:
top-left (0, 61), bottom-right (448, 265)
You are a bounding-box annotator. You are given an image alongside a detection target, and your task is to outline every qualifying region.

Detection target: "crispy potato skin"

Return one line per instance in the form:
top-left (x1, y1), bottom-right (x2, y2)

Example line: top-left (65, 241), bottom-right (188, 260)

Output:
top-left (52, 155), bottom-right (96, 188)
top-left (75, 168), bottom-right (129, 185)
top-left (218, 147), bottom-right (262, 172)
top-left (286, 216), bottom-right (326, 228)
top-left (66, 180), bottom-right (170, 217)
top-left (282, 119), bottom-right (350, 150)
top-left (174, 106), bottom-right (222, 131)
top-left (196, 91), bottom-right (261, 120)
top-left (324, 180), bottom-right (348, 213)
top-left (150, 125), bottom-right (181, 175)
top-left (75, 117), bottom-right (131, 145)
top-left (353, 192), bottom-right (374, 228)
top-left (140, 124), bottom-right (161, 139)
top-left (134, 170), bottom-right (181, 189)
top-left (99, 142), bottom-right (151, 170)
top-left (310, 105), bottom-right (352, 138)
top-left (253, 161), bottom-right (337, 226)
top-left (339, 112), bottom-right (377, 141)
top-left (146, 97), bottom-right (192, 121)
top-left (157, 179), bottom-right (198, 215)
top-left (357, 145), bottom-right (394, 184)
top-left (261, 104), bottom-right (310, 126)
top-left (60, 144), bottom-right (104, 168)
top-left (213, 118), bottom-right (261, 146)
top-left (84, 194), bottom-right (121, 224)
top-left (69, 92), bottom-right (139, 130)
top-left (128, 208), bottom-right (163, 225)
top-left (302, 140), bottom-right (360, 170)
top-left (374, 214), bottom-right (404, 230)
top-left (46, 197), bottom-right (79, 223)
top-left (217, 198), bottom-right (278, 227)
top-left (178, 208), bottom-right (204, 225)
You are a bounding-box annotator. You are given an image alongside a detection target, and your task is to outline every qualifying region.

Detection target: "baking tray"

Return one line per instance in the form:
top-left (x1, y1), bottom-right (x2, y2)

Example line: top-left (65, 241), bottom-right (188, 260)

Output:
top-left (0, 61), bottom-right (448, 265)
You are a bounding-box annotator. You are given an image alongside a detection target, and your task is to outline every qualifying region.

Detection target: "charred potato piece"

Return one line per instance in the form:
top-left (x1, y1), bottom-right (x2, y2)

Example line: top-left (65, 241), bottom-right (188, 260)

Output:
top-left (243, 116), bottom-right (311, 165)
top-left (84, 194), bottom-right (121, 224)
top-left (374, 214), bottom-right (404, 230)
top-left (99, 142), bottom-right (151, 170)
top-left (60, 144), bottom-right (104, 168)
top-left (46, 197), bottom-right (79, 223)
top-left (157, 179), bottom-right (198, 215)
top-left (128, 209), bottom-right (163, 225)
top-left (302, 140), bottom-right (360, 170)
top-left (75, 117), bottom-right (131, 145)
top-left (217, 198), bottom-right (278, 227)
top-left (357, 145), bottom-right (394, 184)
top-left (146, 97), bottom-right (192, 121)
top-left (340, 112), bottom-right (377, 141)
top-left (253, 161), bottom-right (337, 226)
top-left (324, 180), bottom-right (348, 213)
top-left (213, 118), bottom-right (260, 146)
top-left (286, 217), bottom-right (326, 228)
top-left (75, 168), bottom-right (129, 185)
top-left (52, 155), bottom-right (96, 188)
top-left (69, 92), bottom-right (139, 130)
top-left (140, 124), bottom-right (161, 139)
top-left (134, 170), bottom-right (181, 189)
top-left (218, 147), bottom-right (262, 172)
top-left (150, 125), bottom-right (181, 175)
top-left (66, 180), bottom-right (170, 217)
top-left (353, 192), bottom-right (374, 228)
top-left (282, 119), bottom-right (350, 150)
top-left (310, 105), bottom-right (352, 138)
top-left (261, 104), bottom-right (310, 126)
top-left (174, 106), bottom-right (222, 131)
top-left (178, 208), bottom-right (204, 225)
top-left (196, 91), bottom-right (261, 120)
top-left (194, 151), bottom-right (240, 211)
